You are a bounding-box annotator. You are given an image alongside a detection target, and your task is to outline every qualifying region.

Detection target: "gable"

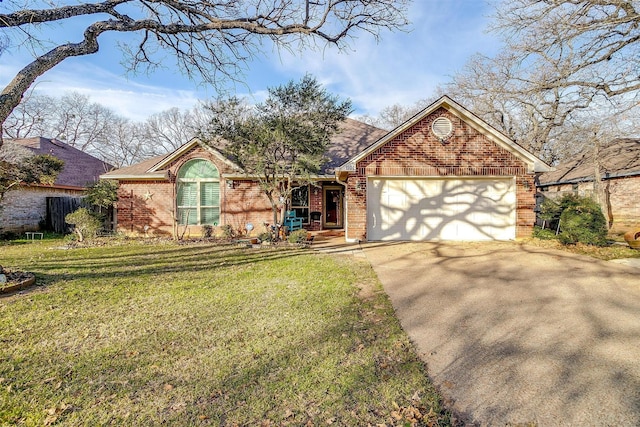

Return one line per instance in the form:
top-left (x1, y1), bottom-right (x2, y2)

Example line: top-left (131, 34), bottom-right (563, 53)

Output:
top-left (356, 107), bottom-right (529, 177)
top-left (149, 138), bottom-right (242, 174)
top-left (101, 138), bottom-right (242, 181)
top-left (341, 96), bottom-right (551, 175)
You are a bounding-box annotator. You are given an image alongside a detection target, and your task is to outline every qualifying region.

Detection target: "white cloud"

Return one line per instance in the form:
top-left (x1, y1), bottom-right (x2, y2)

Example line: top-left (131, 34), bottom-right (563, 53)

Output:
top-left (1, 56), bottom-right (201, 122)
top-left (264, 2), bottom-right (499, 117)
top-left (1, 1), bottom-right (501, 122)
top-left (33, 64), bottom-right (201, 121)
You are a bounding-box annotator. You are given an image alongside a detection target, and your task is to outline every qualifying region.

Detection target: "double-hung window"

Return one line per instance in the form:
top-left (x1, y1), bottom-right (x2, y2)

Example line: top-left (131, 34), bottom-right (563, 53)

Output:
top-left (176, 159), bottom-right (220, 225)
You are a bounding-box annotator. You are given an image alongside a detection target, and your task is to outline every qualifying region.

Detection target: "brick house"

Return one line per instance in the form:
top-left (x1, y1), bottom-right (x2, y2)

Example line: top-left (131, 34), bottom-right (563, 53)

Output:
top-left (537, 138), bottom-right (640, 233)
top-left (101, 118), bottom-right (387, 237)
top-left (0, 137), bottom-right (113, 232)
top-left (102, 96), bottom-right (550, 241)
top-left (337, 96), bottom-right (550, 241)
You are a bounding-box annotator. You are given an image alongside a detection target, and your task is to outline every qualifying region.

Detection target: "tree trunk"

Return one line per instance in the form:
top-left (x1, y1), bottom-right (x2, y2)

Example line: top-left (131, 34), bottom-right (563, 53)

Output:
top-left (591, 139), bottom-right (612, 226)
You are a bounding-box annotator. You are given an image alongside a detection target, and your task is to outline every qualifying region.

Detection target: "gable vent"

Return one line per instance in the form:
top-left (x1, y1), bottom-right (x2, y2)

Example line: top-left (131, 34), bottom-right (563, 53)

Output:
top-left (432, 117), bottom-right (453, 140)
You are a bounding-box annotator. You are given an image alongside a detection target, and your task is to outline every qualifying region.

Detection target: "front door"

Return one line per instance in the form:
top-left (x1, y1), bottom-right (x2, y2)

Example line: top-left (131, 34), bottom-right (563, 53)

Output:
top-left (323, 187), bottom-right (343, 228)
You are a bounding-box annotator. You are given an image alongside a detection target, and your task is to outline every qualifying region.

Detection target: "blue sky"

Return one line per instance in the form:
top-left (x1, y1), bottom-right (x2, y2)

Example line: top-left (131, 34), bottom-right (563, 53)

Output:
top-left (0, 1), bottom-right (500, 122)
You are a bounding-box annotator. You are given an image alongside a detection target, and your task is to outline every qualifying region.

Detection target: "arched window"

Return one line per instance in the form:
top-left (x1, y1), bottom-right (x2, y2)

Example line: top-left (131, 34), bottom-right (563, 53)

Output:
top-left (176, 159), bottom-right (220, 225)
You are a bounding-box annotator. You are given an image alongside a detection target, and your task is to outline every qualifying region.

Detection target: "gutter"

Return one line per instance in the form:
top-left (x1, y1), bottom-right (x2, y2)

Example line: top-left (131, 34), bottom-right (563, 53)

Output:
top-left (23, 183), bottom-right (86, 191)
top-left (99, 171), bottom-right (169, 180)
top-left (222, 173), bottom-right (337, 181)
top-left (537, 169), bottom-right (640, 187)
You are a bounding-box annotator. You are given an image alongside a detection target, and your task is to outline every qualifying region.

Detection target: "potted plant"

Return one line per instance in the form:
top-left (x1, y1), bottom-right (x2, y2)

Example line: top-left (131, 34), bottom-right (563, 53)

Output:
top-left (623, 229), bottom-right (640, 249)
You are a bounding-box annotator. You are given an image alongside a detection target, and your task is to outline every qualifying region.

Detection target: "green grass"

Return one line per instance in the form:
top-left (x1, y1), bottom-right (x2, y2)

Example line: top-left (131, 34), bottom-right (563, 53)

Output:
top-left (0, 240), bottom-right (450, 426)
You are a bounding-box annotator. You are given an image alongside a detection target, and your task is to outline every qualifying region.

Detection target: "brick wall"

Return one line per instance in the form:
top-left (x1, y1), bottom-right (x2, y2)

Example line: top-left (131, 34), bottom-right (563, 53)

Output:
top-left (0, 187), bottom-right (84, 232)
top-left (346, 107), bottom-right (536, 240)
top-left (609, 176), bottom-right (640, 230)
top-left (308, 185), bottom-right (323, 231)
top-left (115, 147), bottom-right (272, 237)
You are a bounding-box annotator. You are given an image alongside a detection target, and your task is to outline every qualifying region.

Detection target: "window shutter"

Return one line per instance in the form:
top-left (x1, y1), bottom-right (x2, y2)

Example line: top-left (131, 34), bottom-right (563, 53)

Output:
top-left (177, 182), bottom-right (198, 207)
top-left (200, 182), bottom-right (220, 207)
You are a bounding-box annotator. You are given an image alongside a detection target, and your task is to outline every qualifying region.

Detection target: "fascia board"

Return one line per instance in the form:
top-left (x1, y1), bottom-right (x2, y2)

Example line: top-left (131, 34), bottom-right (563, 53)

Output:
top-left (99, 172), bottom-right (169, 181)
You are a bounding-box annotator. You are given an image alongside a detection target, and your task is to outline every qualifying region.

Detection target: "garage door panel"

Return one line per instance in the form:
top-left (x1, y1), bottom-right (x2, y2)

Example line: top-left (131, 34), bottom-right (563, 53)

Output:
top-left (368, 178), bottom-right (515, 241)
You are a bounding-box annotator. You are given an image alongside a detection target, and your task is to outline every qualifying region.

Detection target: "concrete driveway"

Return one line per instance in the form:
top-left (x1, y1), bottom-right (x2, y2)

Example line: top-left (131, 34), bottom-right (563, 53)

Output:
top-left (362, 241), bottom-right (640, 426)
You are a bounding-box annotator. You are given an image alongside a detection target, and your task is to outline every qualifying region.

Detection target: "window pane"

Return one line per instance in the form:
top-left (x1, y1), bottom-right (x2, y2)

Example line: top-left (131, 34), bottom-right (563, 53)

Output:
top-left (177, 182), bottom-right (197, 207)
top-left (178, 208), bottom-right (197, 225)
top-left (201, 208), bottom-right (219, 225)
top-left (293, 208), bottom-right (309, 223)
top-left (292, 186), bottom-right (309, 207)
top-left (178, 159), bottom-right (219, 179)
top-left (200, 182), bottom-right (220, 207)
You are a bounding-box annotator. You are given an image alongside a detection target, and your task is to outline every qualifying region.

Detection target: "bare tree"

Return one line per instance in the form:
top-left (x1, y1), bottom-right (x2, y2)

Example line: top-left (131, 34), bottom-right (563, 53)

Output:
top-left (0, 0), bottom-right (410, 147)
top-left (50, 92), bottom-right (120, 152)
top-left (3, 90), bottom-right (125, 154)
top-left (141, 106), bottom-right (212, 156)
top-left (440, 0), bottom-right (640, 163)
top-left (2, 91), bottom-right (54, 139)
top-left (443, 52), bottom-right (597, 162)
top-left (91, 118), bottom-right (148, 167)
top-left (492, 0), bottom-right (640, 99)
top-left (3, 89), bottom-right (218, 165)
top-left (357, 97), bottom-right (435, 130)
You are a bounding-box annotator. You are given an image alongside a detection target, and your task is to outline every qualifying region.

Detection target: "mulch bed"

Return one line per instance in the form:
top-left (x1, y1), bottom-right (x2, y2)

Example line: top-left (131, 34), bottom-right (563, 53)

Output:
top-left (0, 266), bottom-right (36, 294)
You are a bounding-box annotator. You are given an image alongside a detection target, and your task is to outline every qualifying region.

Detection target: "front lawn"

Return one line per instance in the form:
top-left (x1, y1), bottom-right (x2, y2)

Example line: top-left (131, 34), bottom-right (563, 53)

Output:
top-left (0, 240), bottom-right (450, 426)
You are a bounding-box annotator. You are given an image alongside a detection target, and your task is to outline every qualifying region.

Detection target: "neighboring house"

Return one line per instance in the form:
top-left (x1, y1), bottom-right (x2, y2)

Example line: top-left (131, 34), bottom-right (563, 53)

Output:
top-left (102, 96), bottom-right (551, 241)
top-left (0, 137), bottom-right (113, 233)
top-left (537, 138), bottom-right (640, 232)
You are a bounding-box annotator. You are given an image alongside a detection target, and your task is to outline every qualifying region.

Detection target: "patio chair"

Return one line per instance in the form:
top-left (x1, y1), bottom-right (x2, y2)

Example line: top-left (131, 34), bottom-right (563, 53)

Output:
top-left (283, 210), bottom-right (304, 232)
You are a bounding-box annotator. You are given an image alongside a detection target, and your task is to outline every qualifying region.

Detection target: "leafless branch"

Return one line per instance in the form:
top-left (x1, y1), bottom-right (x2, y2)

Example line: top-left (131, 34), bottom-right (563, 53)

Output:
top-left (0, 0), bottom-right (410, 146)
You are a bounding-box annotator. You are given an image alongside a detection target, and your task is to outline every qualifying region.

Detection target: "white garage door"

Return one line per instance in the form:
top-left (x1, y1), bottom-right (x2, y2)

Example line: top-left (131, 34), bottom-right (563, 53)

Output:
top-left (367, 178), bottom-right (516, 241)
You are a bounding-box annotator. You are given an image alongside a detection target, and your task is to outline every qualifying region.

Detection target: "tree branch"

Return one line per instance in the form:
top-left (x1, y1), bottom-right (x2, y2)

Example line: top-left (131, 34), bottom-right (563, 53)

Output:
top-left (0, 0), bottom-right (410, 146)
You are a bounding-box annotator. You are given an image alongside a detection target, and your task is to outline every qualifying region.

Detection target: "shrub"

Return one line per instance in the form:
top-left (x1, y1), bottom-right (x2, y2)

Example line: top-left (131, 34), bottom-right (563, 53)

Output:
top-left (532, 226), bottom-right (557, 240)
top-left (287, 229), bottom-right (309, 244)
top-left (557, 196), bottom-right (608, 246)
top-left (258, 232), bottom-right (272, 243)
top-left (221, 224), bottom-right (235, 239)
top-left (85, 180), bottom-right (118, 209)
top-left (536, 194), bottom-right (608, 246)
top-left (65, 208), bottom-right (101, 242)
top-left (202, 225), bottom-right (214, 238)
top-left (538, 196), bottom-right (563, 231)
top-left (0, 230), bottom-right (19, 241)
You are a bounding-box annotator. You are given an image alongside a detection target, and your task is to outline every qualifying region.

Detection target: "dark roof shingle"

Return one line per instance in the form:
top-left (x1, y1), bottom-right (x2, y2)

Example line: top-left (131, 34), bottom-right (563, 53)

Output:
top-left (539, 138), bottom-right (640, 185)
top-left (6, 137), bottom-right (114, 188)
top-left (102, 118), bottom-right (388, 178)
top-left (321, 118), bottom-right (388, 174)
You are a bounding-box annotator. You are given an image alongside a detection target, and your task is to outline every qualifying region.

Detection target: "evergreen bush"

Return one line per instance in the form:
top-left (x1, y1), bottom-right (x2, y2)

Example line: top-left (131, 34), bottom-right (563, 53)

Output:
top-left (65, 208), bottom-right (101, 242)
top-left (537, 194), bottom-right (608, 246)
top-left (287, 229), bottom-right (309, 244)
top-left (557, 196), bottom-right (608, 246)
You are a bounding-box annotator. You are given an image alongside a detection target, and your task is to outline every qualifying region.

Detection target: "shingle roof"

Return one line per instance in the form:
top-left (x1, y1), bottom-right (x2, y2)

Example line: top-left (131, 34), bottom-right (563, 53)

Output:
top-left (102, 118), bottom-right (388, 178)
top-left (5, 137), bottom-right (114, 188)
top-left (101, 154), bottom-right (169, 178)
top-left (321, 118), bottom-right (388, 174)
top-left (538, 138), bottom-right (640, 185)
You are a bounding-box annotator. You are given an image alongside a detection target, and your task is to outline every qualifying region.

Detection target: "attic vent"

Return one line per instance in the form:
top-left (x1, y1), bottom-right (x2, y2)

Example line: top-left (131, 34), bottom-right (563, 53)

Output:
top-left (432, 117), bottom-right (453, 142)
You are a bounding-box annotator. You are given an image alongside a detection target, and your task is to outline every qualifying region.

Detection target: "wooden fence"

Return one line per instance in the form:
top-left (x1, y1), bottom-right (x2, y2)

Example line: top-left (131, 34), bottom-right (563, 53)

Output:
top-left (46, 197), bottom-right (83, 234)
